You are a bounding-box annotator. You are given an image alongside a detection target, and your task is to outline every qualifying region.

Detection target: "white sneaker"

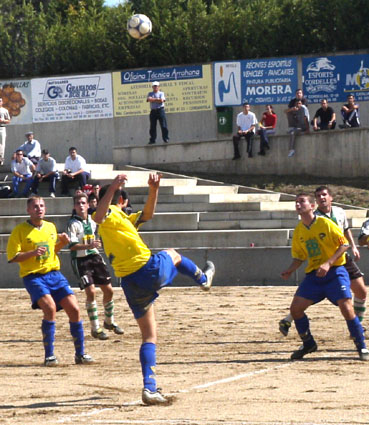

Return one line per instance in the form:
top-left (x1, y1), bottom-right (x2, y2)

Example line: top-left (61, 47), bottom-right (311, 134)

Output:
top-left (201, 261), bottom-right (215, 291)
top-left (359, 348), bottom-right (369, 361)
top-left (49, 192), bottom-right (55, 198)
top-left (142, 388), bottom-right (168, 405)
top-left (288, 149), bottom-right (295, 157)
top-left (44, 355), bottom-right (59, 367)
top-left (75, 353), bottom-right (94, 364)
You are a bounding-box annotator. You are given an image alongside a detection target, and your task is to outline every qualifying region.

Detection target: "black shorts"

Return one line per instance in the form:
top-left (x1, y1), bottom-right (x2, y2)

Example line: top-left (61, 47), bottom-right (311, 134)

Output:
top-left (72, 254), bottom-right (111, 290)
top-left (345, 253), bottom-right (364, 280)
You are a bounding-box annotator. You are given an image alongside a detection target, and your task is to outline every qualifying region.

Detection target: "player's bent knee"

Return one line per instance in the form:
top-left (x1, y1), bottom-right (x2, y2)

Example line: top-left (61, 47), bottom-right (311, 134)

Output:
top-left (164, 248), bottom-right (181, 265)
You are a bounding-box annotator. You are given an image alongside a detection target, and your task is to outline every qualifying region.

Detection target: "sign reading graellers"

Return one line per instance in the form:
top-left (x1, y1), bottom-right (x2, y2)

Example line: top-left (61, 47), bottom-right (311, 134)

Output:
top-left (113, 65), bottom-right (213, 117)
top-left (31, 73), bottom-right (113, 122)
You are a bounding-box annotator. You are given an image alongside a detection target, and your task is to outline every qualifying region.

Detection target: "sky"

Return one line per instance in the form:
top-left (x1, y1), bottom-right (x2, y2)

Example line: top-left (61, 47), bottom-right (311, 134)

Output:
top-left (104, 0), bottom-right (123, 6)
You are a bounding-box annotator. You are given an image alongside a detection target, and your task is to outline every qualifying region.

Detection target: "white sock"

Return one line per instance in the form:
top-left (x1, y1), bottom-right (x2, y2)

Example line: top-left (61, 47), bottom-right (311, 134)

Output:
top-left (86, 301), bottom-right (100, 331)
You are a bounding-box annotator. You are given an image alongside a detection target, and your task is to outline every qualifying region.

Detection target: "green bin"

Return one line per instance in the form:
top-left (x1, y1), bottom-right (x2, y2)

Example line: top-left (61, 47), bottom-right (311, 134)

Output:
top-left (217, 107), bottom-right (233, 134)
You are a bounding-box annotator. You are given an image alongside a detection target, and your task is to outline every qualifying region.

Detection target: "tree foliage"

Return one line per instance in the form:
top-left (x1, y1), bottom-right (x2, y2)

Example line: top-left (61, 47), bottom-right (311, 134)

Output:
top-left (0, 0), bottom-right (368, 78)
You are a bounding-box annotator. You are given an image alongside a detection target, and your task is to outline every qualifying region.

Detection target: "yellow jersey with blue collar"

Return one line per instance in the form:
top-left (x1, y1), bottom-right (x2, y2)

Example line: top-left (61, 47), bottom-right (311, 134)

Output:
top-left (93, 205), bottom-right (151, 277)
top-left (7, 220), bottom-right (60, 278)
top-left (292, 216), bottom-right (348, 273)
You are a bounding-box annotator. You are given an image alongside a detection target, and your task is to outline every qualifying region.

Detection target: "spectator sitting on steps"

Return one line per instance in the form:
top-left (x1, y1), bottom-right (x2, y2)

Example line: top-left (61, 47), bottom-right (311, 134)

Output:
top-left (232, 102), bottom-right (257, 160)
top-left (339, 95), bottom-right (360, 128)
top-left (312, 99), bottom-right (336, 131)
top-left (61, 147), bottom-right (90, 197)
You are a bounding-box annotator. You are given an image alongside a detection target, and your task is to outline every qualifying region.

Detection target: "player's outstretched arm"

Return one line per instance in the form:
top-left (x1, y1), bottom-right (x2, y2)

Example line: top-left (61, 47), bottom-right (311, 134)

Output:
top-left (141, 173), bottom-right (161, 222)
top-left (94, 174), bottom-right (127, 224)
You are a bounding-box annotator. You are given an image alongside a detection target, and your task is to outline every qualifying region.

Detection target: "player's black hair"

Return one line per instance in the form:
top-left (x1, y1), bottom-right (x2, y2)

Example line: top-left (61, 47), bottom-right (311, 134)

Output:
top-left (314, 186), bottom-right (332, 196)
top-left (99, 184), bottom-right (122, 205)
top-left (88, 193), bottom-right (98, 202)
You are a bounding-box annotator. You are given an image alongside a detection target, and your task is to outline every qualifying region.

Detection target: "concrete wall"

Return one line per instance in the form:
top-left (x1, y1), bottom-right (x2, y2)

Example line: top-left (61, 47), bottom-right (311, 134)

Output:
top-left (2, 50), bottom-right (369, 170)
top-left (2, 247), bottom-right (369, 289)
top-left (113, 127), bottom-right (369, 178)
top-left (2, 109), bottom-right (218, 169)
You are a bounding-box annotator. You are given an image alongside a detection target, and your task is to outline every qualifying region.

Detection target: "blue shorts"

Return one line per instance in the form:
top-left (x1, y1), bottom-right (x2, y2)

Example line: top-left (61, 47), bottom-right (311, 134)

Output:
top-left (120, 251), bottom-right (178, 319)
top-left (296, 266), bottom-right (351, 306)
top-left (23, 270), bottom-right (74, 310)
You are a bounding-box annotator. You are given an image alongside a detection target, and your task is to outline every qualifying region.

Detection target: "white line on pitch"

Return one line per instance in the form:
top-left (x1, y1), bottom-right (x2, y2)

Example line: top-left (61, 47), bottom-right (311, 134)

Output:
top-left (57, 362), bottom-right (291, 423)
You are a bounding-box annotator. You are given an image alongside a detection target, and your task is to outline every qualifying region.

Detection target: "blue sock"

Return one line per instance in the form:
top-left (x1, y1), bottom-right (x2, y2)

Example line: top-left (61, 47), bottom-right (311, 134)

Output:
top-left (140, 342), bottom-right (157, 391)
top-left (294, 314), bottom-right (315, 347)
top-left (42, 320), bottom-right (55, 358)
top-left (70, 321), bottom-right (85, 356)
top-left (347, 316), bottom-right (366, 350)
top-left (176, 256), bottom-right (206, 285)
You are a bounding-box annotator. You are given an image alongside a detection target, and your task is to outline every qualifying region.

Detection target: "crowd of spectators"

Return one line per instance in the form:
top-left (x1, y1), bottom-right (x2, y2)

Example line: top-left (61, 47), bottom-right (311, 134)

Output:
top-left (0, 132), bottom-right (93, 198)
top-left (231, 89), bottom-right (362, 160)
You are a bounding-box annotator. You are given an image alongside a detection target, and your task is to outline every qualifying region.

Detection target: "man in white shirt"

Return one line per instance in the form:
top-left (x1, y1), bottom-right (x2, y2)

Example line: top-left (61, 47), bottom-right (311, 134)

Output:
top-left (232, 102), bottom-right (257, 159)
top-left (11, 149), bottom-right (35, 197)
top-left (31, 149), bottom-right (59, 198)
top-left (0, 98), bottom-right (11, 166)
top-left (16, 132), bottom-right (42, 165)
top-left (61, 147), bottom-right (90, 196)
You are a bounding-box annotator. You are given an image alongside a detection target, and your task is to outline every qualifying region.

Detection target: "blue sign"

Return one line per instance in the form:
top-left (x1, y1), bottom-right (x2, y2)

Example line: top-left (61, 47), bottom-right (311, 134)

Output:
top-left (214, 57), bottom-right (297, 106)
top-left (303, 54), bottom-right (369, 103)
top-left (121, 65), bottom-right (203, 85)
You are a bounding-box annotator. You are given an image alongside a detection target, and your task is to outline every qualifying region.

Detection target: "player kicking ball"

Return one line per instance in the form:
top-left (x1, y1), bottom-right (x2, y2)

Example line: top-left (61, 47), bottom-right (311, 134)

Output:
top-left (93, 173), bottom-right (215, 405)
top-left (281, 193), bottom-right (368, 361)
top-left (7, 196), bottom-right (93, 366)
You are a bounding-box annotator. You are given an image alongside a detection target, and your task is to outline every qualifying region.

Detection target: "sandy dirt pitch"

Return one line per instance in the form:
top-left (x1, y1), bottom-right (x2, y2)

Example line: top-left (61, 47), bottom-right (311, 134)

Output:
top-left (0, 286), bottom-right (368, 425)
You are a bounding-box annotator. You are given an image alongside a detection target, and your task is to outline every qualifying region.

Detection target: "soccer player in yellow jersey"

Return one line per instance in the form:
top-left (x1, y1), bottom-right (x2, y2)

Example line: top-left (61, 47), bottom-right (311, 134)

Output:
top-left (281, 193), bottom-right (368, 361)
top-left (7, 196), bottom-right (93, 366)
top-left (93, 173), bottom-right (215, 405)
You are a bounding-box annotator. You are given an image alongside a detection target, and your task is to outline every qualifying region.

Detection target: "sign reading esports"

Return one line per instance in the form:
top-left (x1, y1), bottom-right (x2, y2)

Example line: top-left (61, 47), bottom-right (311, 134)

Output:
top-left (32, 74), bottom-right (113, 122)
top-left (303, 54), bottom-right (369, 103)
top-left (214, 58), bottom-right (298, 106)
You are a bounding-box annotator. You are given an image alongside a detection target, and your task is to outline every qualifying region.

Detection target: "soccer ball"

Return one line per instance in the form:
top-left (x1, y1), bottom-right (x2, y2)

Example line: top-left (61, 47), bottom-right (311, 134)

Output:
top-left (127, 14), bottom-right (152, 40)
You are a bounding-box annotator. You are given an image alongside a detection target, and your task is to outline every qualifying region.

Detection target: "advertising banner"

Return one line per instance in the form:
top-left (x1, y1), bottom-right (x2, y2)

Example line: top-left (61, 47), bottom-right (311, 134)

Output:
top-left (113, 64), bottom-right (212, 117)
top-left (31, 73), bottom-right (113, 122)
top-left (0, 80), bottom-right (32, 124)
top-left (303, 54), bottom-right (369, 103)
top-left (214, 58), bottom-right (298, 106)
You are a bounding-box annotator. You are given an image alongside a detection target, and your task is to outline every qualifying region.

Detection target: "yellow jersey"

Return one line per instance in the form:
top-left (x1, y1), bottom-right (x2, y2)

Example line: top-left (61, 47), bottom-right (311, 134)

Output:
top-left (7, 220), bottom-right (60, 278)
top-left (292, 216), bottom-right (348, 273)
top-left (93, 205), bottom-right (151, 277)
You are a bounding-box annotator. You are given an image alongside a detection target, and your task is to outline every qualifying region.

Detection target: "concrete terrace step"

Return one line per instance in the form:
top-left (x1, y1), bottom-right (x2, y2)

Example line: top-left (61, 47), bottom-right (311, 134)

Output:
top-left (139, 229), bottom-right (291, 249)
top-left (0, 212), bottom-right (201, 235)
top-left (199, 219), bottom-right (299, 230)
top-left (0, 229), bottom-right (291, 252)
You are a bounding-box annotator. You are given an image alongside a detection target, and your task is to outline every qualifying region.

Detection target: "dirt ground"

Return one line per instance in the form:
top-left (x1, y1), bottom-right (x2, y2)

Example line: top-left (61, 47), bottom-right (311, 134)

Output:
top-left (1, 286), bottom-right (369, 425)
